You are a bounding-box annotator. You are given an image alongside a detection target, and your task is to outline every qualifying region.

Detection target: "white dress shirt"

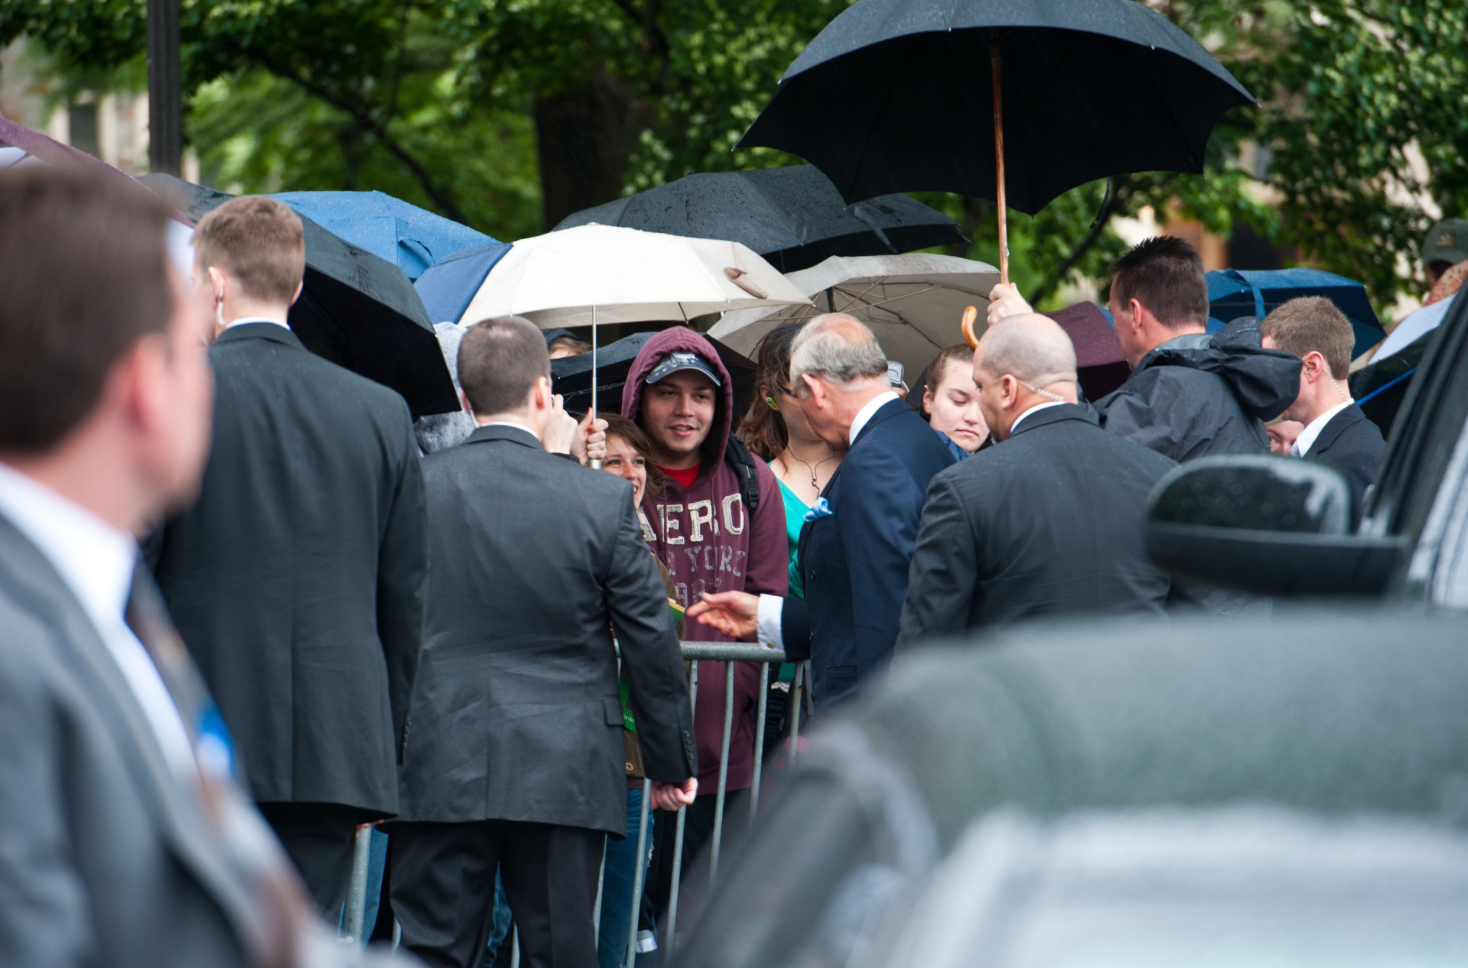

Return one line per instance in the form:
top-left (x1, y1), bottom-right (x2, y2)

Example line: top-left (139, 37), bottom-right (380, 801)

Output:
top-left (754, 389), bottom-right (902, 651)
top-left (1292, 399), bottom-right (1354, 457)
top-left (0, 463), bottom-right (197, 778)
top-left (1008, 400), bottom-right (1067, 434)
top-left (224, 315), bottom-right (291, 331)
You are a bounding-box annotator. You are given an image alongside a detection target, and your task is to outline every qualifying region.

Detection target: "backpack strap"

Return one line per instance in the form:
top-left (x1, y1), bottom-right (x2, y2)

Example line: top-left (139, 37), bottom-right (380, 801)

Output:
top-left (724, 436), bottom-right (760, 512)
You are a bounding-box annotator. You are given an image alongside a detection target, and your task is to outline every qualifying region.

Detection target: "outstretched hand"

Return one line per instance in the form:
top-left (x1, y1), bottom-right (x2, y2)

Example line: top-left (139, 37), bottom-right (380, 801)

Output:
top-left (987, 282), bottom-right (1034, 326)
top-left (651, 777), bottom-right (698, 811)
top-left (572, 411), bottom-right (609, 465)
top-left (542, 394), bottom-right (580, 455)
top-left (686, 591), bottom-right (760, 640)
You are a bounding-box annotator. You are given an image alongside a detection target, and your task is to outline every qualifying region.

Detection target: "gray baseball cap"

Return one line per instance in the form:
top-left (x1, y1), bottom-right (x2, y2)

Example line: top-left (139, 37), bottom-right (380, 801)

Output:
top-left (1423, 218), bottom-right (1468, 267)
top-left (647, 351), bottom-right (722, 386)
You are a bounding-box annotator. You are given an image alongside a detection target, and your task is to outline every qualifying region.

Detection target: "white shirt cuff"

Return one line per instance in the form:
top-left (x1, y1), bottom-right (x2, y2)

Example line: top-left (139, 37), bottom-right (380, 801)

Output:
top-left (757, 593), bottom-right (785, 652)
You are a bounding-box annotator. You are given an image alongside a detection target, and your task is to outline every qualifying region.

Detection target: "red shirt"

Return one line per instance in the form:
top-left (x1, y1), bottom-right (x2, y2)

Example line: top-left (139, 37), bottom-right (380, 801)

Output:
top-left (658, 463), bottom-right (700, 489)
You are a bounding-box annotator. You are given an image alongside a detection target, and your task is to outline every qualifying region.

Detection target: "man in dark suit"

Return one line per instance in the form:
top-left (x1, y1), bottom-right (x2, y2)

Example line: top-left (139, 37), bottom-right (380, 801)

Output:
top-left (0, 169), bottom-right (395, 968)
top-left (1260, 297), bottom-right (1386, 521)
top-left (898, 314), bottom-right (1176, 644)
top-left (390, 316), bottom-right (697, 968)
top-left (148, 196), bottom-right (427, 916)
top-left (689, 314), bottom-right (955, 709)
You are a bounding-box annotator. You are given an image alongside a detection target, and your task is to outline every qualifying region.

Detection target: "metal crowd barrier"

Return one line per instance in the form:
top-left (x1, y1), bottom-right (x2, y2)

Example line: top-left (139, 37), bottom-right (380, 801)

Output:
top-left (345, 641), bottom-right (807, 968)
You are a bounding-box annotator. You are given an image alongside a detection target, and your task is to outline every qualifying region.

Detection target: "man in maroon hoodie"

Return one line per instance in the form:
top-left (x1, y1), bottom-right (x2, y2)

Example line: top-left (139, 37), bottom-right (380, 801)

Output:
top-left (621, 327), bottom-right (787, 902)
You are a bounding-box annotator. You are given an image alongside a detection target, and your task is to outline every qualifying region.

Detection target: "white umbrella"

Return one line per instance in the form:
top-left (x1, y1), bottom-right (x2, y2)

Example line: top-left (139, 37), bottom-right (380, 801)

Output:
top-left (460, 224), bottom-right (810, 415)
top-left (709, 253), bottom-right (1001, 378)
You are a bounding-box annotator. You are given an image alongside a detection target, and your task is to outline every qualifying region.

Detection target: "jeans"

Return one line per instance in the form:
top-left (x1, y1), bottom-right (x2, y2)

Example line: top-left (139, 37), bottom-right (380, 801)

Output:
top-left (598, 787), bottom-right (655, 968)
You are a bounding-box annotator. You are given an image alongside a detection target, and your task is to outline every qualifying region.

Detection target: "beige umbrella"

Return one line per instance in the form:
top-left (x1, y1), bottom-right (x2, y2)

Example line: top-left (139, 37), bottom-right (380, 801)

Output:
top-left (709, 253), bottom-right (1000, 378)
top-left (461, 223), bottom-right (811, 416)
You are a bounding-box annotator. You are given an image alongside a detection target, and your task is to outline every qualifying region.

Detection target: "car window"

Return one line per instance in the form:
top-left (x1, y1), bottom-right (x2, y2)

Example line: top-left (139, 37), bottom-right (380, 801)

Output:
top-left (1417, 413), bottom-right (1468, 606)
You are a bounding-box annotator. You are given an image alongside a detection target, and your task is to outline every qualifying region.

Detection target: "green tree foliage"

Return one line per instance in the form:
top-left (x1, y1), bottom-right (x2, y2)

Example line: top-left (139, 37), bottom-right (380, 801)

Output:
top-left (3, 0), bottom-right (1463, 311)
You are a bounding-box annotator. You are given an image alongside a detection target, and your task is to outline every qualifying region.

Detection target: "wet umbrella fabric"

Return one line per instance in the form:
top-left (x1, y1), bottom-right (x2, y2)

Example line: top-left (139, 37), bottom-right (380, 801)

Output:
top-left (1043, 301), bottom-right (1131, 401)
top-left (141, 174), bottom-right (459, 418)
top-left (554, 165), bottom-right (967, 273)
top-left (270, 190), bottom-right (495, 281)
top-left (710, 253), bottom-right (999, 379)
top-left (413, 242), bottom-right (514, 324)
top-left (737, 0), bottom-right (1254, 214)
top-left (1207, 268), bottom-right (1385, 359)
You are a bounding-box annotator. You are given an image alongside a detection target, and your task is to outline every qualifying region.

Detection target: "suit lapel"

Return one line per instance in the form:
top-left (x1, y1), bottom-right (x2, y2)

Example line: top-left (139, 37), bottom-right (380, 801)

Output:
top-left (1310, 405), bottom-right (1362, 455)
top-left (0, 518), bottom-right (259, 939)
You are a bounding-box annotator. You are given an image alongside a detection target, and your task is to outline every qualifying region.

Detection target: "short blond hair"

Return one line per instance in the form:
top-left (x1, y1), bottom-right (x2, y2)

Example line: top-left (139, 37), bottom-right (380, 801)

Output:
top-left (1259, 297), bottom-right (1354, 379)
top-left (192, 196), bottom-right (305, 304)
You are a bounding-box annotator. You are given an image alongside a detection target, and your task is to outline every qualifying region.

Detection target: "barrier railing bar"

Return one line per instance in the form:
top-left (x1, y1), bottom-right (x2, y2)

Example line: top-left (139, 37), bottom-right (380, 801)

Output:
top-left (708, 661), bottom-right (736, 881)
top-left (591, 837), bottom-right (606, 946)
top-left (788, 662), bottom-right (806, 763)
top-left (624, 776), bottom-right (653, 968)
top-left (679, 642), bottom-right (785, 662)
top-left (664, 657), bottom-right (698, 958)
top-left (342, 822), bottom-right (373, 945)
top-left (749, 662), bottom-right (770, 818)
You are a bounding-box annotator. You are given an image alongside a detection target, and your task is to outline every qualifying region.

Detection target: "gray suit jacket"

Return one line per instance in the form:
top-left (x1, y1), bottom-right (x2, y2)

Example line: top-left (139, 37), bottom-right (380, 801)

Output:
top-left (0, 513), bottom-right (264, 968)
top-left (398, 425), bottom-right (696, 835)
top-left (150, 323), bottom-right (426, 816)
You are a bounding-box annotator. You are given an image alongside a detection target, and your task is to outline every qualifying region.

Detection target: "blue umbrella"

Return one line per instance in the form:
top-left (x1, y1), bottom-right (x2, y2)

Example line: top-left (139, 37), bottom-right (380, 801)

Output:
top-left (412, 243), bottom-right (514, 325)
top-left (1206, 268), bottom-right (1385, 357)
top-left (270, 190), bottom-right (496, 281)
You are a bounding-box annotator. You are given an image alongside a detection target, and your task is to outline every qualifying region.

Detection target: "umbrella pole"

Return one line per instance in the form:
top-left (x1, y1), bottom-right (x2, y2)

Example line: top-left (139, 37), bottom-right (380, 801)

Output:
top-left (991, 29), bottom-right (1009, 286)
top-left (590, 305), bottom-right (601, 470)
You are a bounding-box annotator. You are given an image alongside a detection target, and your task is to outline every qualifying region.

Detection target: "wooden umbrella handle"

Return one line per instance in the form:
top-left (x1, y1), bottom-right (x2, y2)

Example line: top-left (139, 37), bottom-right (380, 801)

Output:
top-left (961, 305), bottom-right (980, 349)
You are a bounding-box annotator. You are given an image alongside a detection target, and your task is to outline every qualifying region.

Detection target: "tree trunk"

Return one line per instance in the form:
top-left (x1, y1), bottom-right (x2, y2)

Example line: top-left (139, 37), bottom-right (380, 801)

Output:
top-left (534, 69), bottom-right (650, 231)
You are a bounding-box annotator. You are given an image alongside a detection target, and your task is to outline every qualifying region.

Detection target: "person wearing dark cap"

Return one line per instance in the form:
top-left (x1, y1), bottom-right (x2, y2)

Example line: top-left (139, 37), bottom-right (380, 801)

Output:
top-left (620, 327), bottom-right (788, 909)
top-left (1422, 218), bottom-right (1468, 289)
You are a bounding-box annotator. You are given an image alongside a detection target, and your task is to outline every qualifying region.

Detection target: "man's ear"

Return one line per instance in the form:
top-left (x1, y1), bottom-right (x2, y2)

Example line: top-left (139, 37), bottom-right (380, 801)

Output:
top-left (1128, 297), bottom-right (1149, 331)
top-left (290, 280), bottom-right (304, 307)
top-left (1000, 374), bottom-right (1020, 408)
top-left (459, 389), bottom-right (474, 416)
top-left (799, 373), bottom-right (822, 404)
top-left (207, 265), bottom-right (226, 302)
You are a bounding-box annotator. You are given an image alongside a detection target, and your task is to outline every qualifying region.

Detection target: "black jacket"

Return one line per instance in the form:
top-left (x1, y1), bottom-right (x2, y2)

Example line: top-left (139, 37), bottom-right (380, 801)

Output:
top-left (1096, 322), bottom-right (1301, 462)
top-left (397, 425), bottom-right (696, 836)
top-left (779, 398), bottom-right (955, 709)
top-left (150, 323), bottom-right (426, 816)
top-left (898, 405), bottom-right (1175, 643)
top-left (1306, 403), bottom-right (1385, 521)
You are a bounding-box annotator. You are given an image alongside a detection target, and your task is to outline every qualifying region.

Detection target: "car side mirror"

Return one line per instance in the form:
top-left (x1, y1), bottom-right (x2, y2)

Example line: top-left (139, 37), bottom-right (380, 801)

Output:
top-left (1145, 456), bottom-right (1406, 596)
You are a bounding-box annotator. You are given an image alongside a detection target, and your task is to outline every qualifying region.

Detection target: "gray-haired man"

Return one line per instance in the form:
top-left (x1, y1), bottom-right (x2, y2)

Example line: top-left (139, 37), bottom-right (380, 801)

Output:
top-left (689, 314), bottom-right (955, 708)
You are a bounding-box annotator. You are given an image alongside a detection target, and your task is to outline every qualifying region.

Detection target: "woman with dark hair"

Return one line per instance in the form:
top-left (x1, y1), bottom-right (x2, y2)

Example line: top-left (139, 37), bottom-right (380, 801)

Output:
top-left (595, 412), bottom-right (676, 968)
top-left (920, 342), bottom-right (989, 459)
top-left (737, 323), bottom-right (842, 597)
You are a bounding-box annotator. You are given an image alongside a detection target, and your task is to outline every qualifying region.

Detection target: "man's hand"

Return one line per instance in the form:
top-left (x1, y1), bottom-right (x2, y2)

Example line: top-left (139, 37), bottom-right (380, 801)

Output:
top-left (987, 282), bottom-right (1034, 326)
top-left (686, 591), bottom-right (760, 639)
top-left (542, 394), bottom-right (580, 455)
top-left (651, 778), bottom-right (698, 811)
top-left (571, 411), bottom-right (609, 465)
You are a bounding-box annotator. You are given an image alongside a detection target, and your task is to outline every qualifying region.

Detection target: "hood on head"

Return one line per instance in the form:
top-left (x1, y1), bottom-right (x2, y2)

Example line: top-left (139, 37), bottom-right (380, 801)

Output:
top-left (621, 326), bottom-right (735, 468)
top-left (1139, 318), bottom-right (1303, 421)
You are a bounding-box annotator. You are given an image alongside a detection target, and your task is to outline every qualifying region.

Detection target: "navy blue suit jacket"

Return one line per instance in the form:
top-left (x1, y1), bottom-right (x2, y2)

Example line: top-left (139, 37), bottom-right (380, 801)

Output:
top-left (781, 398), bottom-right (956, 708)
top-left (1307, 404), bottom-right (1384, 524)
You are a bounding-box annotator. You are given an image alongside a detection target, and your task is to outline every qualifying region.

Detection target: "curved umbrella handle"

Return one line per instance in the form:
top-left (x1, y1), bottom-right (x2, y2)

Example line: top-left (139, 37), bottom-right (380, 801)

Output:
top-left (961, 305), bottom-right (980, 349)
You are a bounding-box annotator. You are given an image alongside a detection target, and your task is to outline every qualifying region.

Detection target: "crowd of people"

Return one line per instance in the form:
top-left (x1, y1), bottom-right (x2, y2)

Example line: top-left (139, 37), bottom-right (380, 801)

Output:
top-left (0, 165), bottom-right (1402, 968)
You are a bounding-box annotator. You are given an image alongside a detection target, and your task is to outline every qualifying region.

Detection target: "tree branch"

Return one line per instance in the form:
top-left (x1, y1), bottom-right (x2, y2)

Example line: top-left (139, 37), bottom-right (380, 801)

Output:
top-left (254, 50), bottom-right (472, 225)
top-left (1026, 181), bottom-right (1128, 307)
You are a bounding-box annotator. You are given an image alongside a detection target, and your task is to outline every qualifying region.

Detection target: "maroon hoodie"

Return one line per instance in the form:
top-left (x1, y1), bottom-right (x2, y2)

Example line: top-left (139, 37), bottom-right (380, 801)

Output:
top-left (622, 327), bottom-right (788, 792)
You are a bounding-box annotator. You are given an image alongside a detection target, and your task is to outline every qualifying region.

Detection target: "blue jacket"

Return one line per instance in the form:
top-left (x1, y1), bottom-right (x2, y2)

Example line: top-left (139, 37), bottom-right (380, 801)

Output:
top-left (782, 398), bottom-right (955, 708)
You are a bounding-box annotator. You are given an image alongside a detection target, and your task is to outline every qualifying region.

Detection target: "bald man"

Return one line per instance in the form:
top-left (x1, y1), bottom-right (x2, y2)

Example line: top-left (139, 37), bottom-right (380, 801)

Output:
top-left (898, 314), bottom-right (1177, 643)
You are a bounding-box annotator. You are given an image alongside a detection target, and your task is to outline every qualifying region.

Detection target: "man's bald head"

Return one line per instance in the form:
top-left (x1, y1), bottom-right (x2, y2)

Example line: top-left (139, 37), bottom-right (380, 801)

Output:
top-left (975, 313), bottom-right (1078, 385)
top-left (973, 313), bottom-right (1079, 442)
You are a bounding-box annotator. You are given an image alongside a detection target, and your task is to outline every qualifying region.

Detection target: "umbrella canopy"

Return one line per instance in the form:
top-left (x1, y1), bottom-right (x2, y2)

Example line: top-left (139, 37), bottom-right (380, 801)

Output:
top-left (413, 242), bottom-right (515, 324)
top-left (141, 174), bottom-right (459, 418)
top-left (554, 165), bottom-right (967, 273)
top-left (1207, 268), bottom-right (1385, 358)
top-left (270, 190), bottom-right (496, 281)
top-left (460, 224), bottom-right (810, 328)
top-left (737, 0), bottom-right (1254, 216)
top-left (551, 330), bottom-right (757, 418)
top-left (710, 253), bottom-right (1000, 377)
top-left (1043, 301), bottom-right (1131, 400)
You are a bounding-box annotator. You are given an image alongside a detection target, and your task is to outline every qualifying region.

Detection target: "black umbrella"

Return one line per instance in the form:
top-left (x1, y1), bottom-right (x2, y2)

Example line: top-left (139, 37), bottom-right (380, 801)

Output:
top-left (737, 0), bottom-right (1254, 284)
top-left (140, 174), bottom-right (460, 418)
top-left (552, 329), bottom-right (756, 420)
top-left (554, 165), bottom-right (967, 273)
